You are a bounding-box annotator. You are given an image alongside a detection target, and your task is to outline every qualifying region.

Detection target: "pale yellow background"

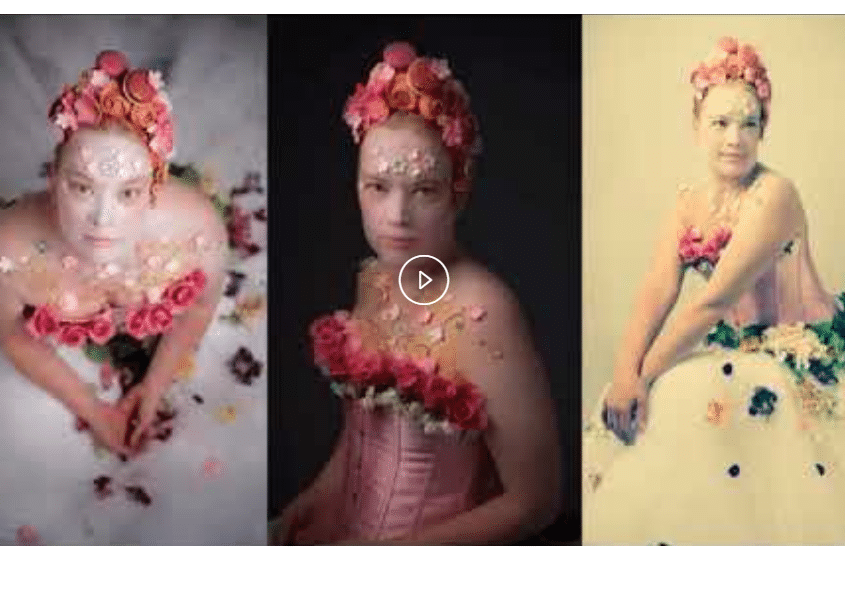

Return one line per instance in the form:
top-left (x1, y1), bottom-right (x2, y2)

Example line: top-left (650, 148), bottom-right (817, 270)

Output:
top-left (584, 16), bottom-right (845, 414)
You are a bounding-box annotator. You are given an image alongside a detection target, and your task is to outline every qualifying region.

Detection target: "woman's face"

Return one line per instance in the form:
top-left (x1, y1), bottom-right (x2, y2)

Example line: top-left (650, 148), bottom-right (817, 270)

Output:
top-left (53, 127), bottom-right (152, 263)
top-left (696, 82), bottom-right (763, 181)
top-left (357, 121), bottom-right (457, 269)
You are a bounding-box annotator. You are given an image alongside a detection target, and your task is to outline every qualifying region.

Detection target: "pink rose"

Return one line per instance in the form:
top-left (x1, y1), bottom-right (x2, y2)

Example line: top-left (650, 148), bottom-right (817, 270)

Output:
top-left (87, 316), bottom-right (116, 345)
top-left (679, 241), bottom-right (700, 262)
top-left (755, 79), bottom-right (771, 101)
top-left (724, 54), bottom-right (742, 79)
top-left (383, 41), bottom-right (416, 70)
top-left (310, 314), bottom-right (348, 366)
top-left (167, 279), bottom-right (199, 310)
top-left (693, 70), bottom-right (710, 91)
top-left (74, 94), bottom-right (100, 126)
top-left (123, 69), bottom-right (156, 104)
top-left (421, 374), bottom-right (457, 413)
top-left (95, 50), bottom-right (129, 77)
top-left (146, 303), bottom-right (174, 334)
top-left (25, 306), bottom-right (59, 338)
top-left (737, 44), bottom-right (759, 69)
top-left (185, 269), bottom-right (208, 292)
top-left (716, 36), bottom-right (739, 54)
top-left (701, 240), bottom-right (721, 264)
top-left (442, 116), bottom-right (471, 148)
top-left (125, 307), bottom-right (150, 340)
top-left (58, 323), bottom-right (88, 347)
top-left (444, 382), bottom-right (488, 430)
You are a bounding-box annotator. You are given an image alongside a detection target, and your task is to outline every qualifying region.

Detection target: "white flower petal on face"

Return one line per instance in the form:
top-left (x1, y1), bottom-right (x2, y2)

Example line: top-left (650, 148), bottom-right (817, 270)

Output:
top-left (0, 257), bottom-right (14, 273)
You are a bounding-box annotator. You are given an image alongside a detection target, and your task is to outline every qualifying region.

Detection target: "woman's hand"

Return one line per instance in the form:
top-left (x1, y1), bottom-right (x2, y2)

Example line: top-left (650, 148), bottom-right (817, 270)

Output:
top-left (603, 374), bottom-right (649, 444)
top-left (84, 400), bottom-right (133, 457)
top-left (118, 381), bottom-right (165, 450)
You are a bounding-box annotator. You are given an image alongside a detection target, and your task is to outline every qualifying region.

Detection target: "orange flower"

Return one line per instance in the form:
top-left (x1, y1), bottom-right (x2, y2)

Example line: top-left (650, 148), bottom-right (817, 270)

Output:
top-left (98, 81), bottom-right (131, 118)
top-left (130, 102), bottom-right (158, 130)
top-left (387, 72), bottom-right (418, 111)
top-left (418, 94), bottom-right (444, 120)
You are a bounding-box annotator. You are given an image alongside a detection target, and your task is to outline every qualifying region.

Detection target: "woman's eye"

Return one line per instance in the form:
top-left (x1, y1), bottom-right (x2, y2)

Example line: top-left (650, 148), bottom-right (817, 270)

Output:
top-left (366, 182), bottom-right (387, 193)
top-left (122, 188), bottom-right (142, 201)
top-left (414, 186), bottom-right (437, 197)
top-left (743, 120), bottom-right (759, 128)
top-left (712, 118), bottom-right (728, 128)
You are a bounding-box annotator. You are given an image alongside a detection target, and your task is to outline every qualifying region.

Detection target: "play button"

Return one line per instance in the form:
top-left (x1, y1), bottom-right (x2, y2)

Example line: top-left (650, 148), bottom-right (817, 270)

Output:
top-left (398, 255), bottom-right (450, 306)
top-left (418, 271), bottom-right (432, 290)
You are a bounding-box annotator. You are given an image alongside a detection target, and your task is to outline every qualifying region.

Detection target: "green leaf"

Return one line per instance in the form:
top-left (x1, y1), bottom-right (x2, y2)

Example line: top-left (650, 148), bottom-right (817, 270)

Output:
top-left (741, 323), bottom-right (768, 339)
top-left (83, 343), bottom-right (109, 364)
top-left (706, 320), bottom-right (740, 349)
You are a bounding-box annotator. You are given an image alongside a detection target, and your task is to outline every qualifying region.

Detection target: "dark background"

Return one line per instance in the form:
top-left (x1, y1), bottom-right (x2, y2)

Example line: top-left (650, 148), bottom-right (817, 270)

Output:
top-left (269, 15), bottom-right (581, 544)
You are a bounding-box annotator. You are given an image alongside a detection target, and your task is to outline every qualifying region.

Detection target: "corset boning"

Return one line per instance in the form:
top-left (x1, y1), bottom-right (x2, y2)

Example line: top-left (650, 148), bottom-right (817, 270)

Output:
top-left (340, 399), bottom-right (500, 541)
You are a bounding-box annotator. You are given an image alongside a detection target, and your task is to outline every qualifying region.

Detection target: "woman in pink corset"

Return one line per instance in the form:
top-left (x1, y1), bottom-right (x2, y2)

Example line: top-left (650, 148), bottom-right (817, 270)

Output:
top-left (272, 42), bottom-right (560, 544)
top-left (584, 37), bottom-right (845, 544)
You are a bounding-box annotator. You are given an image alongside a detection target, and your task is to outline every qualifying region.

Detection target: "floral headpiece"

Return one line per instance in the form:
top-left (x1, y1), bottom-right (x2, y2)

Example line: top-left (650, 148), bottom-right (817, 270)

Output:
top-left (48, 50), bottom-right (174, 191)
top-left (343, 42), bottom-right (481, 195)
top-left (688, 36), bottom-right (771, 110)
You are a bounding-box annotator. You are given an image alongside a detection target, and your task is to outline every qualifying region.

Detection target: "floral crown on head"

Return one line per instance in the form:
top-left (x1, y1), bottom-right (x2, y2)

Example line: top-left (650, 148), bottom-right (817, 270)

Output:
top-left (343, 42), bottom-right (481, 194)
top-left (48, 50), bottom-right (175, 190)
top-left (688, 37), bottom-right (771, 107)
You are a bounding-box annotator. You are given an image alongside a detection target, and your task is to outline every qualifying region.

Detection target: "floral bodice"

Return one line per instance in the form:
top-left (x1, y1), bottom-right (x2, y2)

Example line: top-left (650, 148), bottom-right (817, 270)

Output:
top-left (310, 311), bottom-right (488, 434)
top-left (25, 268), bottom-right (207, 347)
top-left (678, 225), bottom-right (732, 275)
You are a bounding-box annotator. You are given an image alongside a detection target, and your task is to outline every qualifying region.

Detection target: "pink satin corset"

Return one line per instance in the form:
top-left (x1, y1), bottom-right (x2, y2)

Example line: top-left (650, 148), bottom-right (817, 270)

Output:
top-left (339, 399), bottom-right (500, 542)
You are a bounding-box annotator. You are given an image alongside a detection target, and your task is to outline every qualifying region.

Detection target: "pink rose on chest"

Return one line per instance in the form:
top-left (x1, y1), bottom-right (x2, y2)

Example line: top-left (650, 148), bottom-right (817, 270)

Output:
top-left (125, 306), bottom-right (150, 340)
top-left (165, 278), bottom-right (200, 310)
top-left (86, 313), bottom-right (116, 345)
top-left (58, 323), bottom-right (88, 347)
top-left (444, 382), bottom-right (488, 430)
top-left (146, 303), bottom-right (174, 333)
top-left (310, 314), bottom-right (349, 366)
top-left (391, 356), bottom-right (433, 399)
top-left (421, 374), bottom-right (458, 413)
top-left (25, 306), bottom-right (59, 339)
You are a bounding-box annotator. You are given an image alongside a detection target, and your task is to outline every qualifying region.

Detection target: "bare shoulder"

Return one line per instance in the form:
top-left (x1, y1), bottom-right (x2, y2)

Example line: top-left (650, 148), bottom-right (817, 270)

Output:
top-left (450, 260), bottom-right (522, 322)
top-left (143, 179), bottom-right (226, 243)
top-left (0, 191), bottom-right (53, 257)
top-left (756, 169), bottom-right (800, 208)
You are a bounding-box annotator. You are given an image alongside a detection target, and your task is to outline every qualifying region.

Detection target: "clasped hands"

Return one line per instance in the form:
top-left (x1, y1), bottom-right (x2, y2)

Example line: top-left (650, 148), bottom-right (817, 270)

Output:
top-left (82, 380), bottom-right (171, 458)
top-left (603, 374), bottom-right (650, 445)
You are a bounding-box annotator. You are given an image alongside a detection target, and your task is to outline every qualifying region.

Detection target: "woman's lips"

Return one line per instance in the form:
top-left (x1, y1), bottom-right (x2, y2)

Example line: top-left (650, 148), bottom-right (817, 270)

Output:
top-left (84, 234), bottom-right (118, 248)
top-left (379, 236), bottom-right (418, 250)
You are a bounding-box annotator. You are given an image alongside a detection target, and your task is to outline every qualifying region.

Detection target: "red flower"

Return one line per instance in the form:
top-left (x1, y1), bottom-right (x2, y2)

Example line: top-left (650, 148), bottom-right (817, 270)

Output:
top-left (25, 306), bottom-right (59, 338)
top-left (444, 381), bottom-right (488, 430)
top-left (391, 356), bottom-right (431, 400)
top-left (421, 374), bottom-right (457, 413)
top-left (125, 307), bottom-right (150, 340)
top-left (310, 314), bottom-right (348, 366)
top-left (166, 280), bottom-right (199, 311)
top-left (87, 315), bottom-right (116, 345)
top-left (407, 58), bottom-right (444, 97)
top-left (348, 350), bottom-right (393, 389)
top-left (95, 50), bottom-right (129, 77)
top-left (146, 303), bottom-right (174, 334)
top-left (74, 94), bottom-right (101, 126)
top-left (58, 323), bottom-right (88, 347)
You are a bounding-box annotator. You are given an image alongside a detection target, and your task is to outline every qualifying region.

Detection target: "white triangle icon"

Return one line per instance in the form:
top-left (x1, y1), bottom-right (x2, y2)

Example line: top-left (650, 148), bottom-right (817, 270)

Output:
top-left (419, 271), bottom-right (432, 290)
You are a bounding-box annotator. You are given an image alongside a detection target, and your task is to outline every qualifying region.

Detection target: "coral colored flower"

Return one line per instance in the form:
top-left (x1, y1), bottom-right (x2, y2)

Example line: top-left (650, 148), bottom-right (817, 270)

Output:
top-left (98, 81), bottom-right (131, 118)
top-left (387, 72), bottom-right (418, 111)
top-left (147, 303), bottom-right (174, 334)
top-left (755, 79), bottom-right (771, 100)
top-left (87, 316), bottom-right (116, 345)
top-left (129, 102), bottom-right (159, 130)
top-left (738, 44), bottom-right (759, 68)
top-left (125, 307), bottom-right (150, 340)
top-left (709, 64), bottom-right (727, 85)
top-left (58, 323), bottom-right (88, 347)
top-left (96, 50), bottom-right (129, 77)
top-left (26, 306), bottom-right (59, 338)
top-left (123, 69), bottom-right (156, 104)
top-left (383, 41), bottom-right (416, 69)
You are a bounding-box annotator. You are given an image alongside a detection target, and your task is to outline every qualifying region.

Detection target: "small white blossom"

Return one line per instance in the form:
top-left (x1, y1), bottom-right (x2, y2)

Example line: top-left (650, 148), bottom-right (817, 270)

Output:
top-left (0, 256), bottom-right (13, 273)
top-left (89, 69), bottom-right (109, 87)
top-left (149, 70), bottom-right (164, 90)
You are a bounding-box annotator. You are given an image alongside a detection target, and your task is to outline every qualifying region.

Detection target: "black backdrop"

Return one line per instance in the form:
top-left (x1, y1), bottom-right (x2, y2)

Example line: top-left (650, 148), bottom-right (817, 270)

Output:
top-left (269, 15), bottom-right (581, 543)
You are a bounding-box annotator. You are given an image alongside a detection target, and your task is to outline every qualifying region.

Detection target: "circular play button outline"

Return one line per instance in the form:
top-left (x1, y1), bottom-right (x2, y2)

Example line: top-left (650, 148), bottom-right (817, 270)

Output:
top-left (398, 255), bottom-right (450, 306)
